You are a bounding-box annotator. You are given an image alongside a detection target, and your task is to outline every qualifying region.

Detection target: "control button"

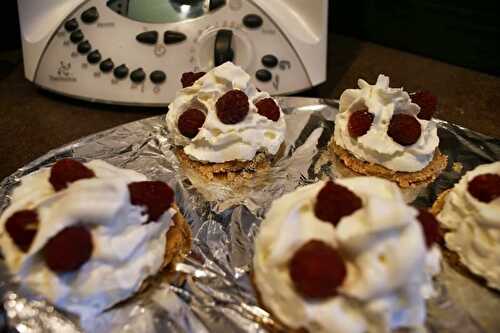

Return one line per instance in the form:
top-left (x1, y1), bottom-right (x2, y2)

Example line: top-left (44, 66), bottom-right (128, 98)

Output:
top-left (243, 14), bottom-right (263, 28)
top-left (136, 31), bottom-right (158, 44)
top-left (130, 68), bottom-right (146, 83)
top-left (113, 64), bottom-right (129, 79)
top-left (261, 54), bottom-right (278, 68)
top-left (209, 0), bottom-right (226, 11)
top-left (255, 69), bottom-right (272, 82)
top-left (99, 58), bottom-right (114, 72)
top-left (150, 70), bottom-right (166, 84)
top-left (87, 50), bottom-right (102, 64)
top-left (214, 29), bottom-right (234, 66)
top-left (77, 41), bottom-right (92, 54)
top-left (64, 19), bottom-right (78, 32)
top-left (81, 7), bottom-right (99, 23)
top-left (70, 29), bottom-right (84, 43)
top-left (164, 31), bottom-right (187, 44)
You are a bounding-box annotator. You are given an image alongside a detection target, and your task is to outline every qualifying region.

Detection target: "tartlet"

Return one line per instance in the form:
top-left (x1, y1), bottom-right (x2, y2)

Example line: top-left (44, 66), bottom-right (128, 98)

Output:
top-left (166, 61), bottom-right (286, 181)
top-left (253, 177), bottom-right (441, 333)
top-left (431, 161), bottom-right (500, 290)
top-left (0, 159), bottom-right (191, 320)
top-left (331, 75), bottom-right (447, 187)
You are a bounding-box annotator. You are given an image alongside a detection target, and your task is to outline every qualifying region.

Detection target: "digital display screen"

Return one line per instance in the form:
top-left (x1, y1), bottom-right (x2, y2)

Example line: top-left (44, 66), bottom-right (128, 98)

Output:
top-left (107, 0), bottom-right (205, 23)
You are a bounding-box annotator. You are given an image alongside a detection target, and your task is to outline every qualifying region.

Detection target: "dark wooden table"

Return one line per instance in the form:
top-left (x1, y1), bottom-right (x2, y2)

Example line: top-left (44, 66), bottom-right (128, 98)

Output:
top-left (1, 34), bottom-right (499, 179)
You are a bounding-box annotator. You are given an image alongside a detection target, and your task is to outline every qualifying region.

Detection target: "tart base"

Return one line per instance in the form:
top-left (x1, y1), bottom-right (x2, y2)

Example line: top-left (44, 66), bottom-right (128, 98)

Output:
top-left (163, 204), bottom-right (192, 270)
top-left (175, 148), bottom-right (271, 182)
top-left (430, 189), bottom-right (452, 216)
top-left (330, 140), bottom-right (448, 188)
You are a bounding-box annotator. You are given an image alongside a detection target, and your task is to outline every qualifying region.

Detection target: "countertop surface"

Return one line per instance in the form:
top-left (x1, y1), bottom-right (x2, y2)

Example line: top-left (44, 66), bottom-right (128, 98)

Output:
top-left (1, 34), bottom-right (499, 180)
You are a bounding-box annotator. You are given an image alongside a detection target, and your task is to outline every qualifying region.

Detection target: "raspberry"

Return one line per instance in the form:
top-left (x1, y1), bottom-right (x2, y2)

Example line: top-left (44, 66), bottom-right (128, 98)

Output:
top-left (181, 71), bottom-right (206, 88)
top-left (416, 209), bottom-right (441, 248)
top-left (5, 210), bottom-right (39, 252)
top-left (314, 181), bottom-right (362, 226)
top-left (216, 90), bottom-right (249, 124)
top-left (348, 109), bottom-right (374, 138)
top-left (255, 98), bottom-right (280, 121)
top-left (412, 91), bottom-right (437, 120)
top-left (43, 226), bottom-right (93, 272)
top-left (387, 114), bottom-right (421, 146)
top-left (128, 181), bottom-right (174, 223)
top-left (467, 173), bottom-right (500, 203)
top-left (289, 240), bottom-right (346, 298)
top-left (49, 159), bottom-right (95, 191)
top-left (178, 108), bottom-right (206, 138)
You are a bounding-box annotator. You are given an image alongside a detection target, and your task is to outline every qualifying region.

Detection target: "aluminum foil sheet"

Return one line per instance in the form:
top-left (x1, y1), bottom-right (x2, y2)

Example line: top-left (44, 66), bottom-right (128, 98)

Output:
top-left (1, 97), bottom-right (499, 333)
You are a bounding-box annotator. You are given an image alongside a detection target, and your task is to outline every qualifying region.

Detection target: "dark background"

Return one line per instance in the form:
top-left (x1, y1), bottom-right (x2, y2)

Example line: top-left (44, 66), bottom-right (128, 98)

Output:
top-left (331, 0), bottom-right (500, 76)
top-left (2, 1), bottom-right (499, 76)
top-left (2, 2), bottom-right (20, 50)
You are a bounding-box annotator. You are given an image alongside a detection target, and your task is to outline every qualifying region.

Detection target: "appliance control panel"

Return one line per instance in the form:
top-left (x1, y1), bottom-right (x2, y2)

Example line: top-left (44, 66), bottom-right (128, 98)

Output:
top-left (19, 0), bottom-right (327, 105)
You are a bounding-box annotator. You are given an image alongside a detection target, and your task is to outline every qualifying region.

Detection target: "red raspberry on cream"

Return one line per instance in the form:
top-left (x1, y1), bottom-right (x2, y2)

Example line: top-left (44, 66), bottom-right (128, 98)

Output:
top-left (43, 226), bottom-right (93, 272)
top-left (413, 90), bottom-right (438, 120)
top-left (216, 89), bottom-right (249, 124)
top-left (314, 181), bottom-right (362, 226)
top-left (348, 109), bottom-right (373, 138)
top-left (180, 71), bottom-right (206, 88)
top-left (5, 210), bottom-right (39, 252)
top-left (387, 114), bottom-right (422, 146)
top-left (289, 240), bottom-right (346, 299)
top-left (417, 209), bottom-right (441, 248)
top-left (49, 158), bottom-right (95, 191)
top-left (177, 108), bottom-right (206, 139)
top-left (256, 98), bottom-right (280, 121)
top-left (467, 173), bottom-right (500, 203)
top-left (128, 181), bottom-right (174, 223)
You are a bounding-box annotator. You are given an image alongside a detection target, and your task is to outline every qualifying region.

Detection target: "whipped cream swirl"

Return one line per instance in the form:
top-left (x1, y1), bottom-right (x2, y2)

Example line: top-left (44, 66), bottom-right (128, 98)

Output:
top-left (437, 162), bottom-right (500, 290)
top-left (334, 75), bottom-right (439, 172)
top-left (166, 62), bottom-right (286, 163)
top-left (0, 160), bottom-right (175, 319)
top-left (254, 177), bottom-right (441, 333)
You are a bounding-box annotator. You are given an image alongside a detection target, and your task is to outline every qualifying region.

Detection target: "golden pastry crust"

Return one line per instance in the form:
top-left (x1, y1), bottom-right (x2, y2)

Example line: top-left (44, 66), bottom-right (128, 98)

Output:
top-left (175, 148), bottom-right (271, 182)
top-left (330, 140), bottom-right (448, 188)
top-left (163, 204), bottom-right (192, 269)
top-left (430, 189), bottom-right (452, 216)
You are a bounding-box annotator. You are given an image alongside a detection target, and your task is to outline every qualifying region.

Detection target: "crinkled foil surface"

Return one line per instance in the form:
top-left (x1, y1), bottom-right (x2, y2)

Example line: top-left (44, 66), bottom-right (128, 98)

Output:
top-left (1, 97), bottom-right (499, 333)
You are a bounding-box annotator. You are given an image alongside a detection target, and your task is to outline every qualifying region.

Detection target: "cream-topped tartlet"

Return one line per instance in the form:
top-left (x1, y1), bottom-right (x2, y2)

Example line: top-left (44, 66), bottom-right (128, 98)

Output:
top-left (254, 177), bottom-right (441, 333)
top-left (432, 161), bottom-right (500, 290)
top-left (0, 159), bottom-right (191, 320)
top-left (166, 61), bottom-right (286, 181)
top-left (331, 75), bottom-right (447, 187)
